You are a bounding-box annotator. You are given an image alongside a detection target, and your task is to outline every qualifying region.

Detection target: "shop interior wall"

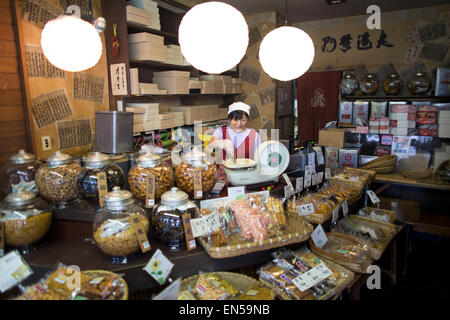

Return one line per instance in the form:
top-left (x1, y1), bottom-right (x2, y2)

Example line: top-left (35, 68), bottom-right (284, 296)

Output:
top-left (0, 0), bottom-right (30, 167)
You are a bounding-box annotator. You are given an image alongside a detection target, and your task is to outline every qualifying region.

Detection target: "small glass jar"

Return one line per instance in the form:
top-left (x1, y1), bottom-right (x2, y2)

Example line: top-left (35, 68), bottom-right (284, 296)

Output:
top-left (382, 73), bottom-right (403, 95)
top-left (408, 71), bottom-right (431, 95)
top-left (93, 187), bottom-right (149, 264)
top-left (35, 151), bottom-right (82, 209)
top-left (77, 152), bottom-right (125, 205)
top-left (0, 188), bottom-right (52, 254)
top-left (339, 73), bottom-right (359, 95)
top-left (152, 187), bottom-right (198, 251)
top-left (175, 149), bottom-right (217, 196)
top-left (0, 150), bottom-right (43, 196)
top-left (360, 73), bottom-right (379, 95)
top-left (128, 152), bottom-right (175, 203)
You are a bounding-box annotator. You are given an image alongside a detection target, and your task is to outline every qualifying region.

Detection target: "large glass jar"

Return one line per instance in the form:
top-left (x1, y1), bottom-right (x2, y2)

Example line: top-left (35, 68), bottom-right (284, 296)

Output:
top-left (339, 73), bottom-right (359, 95)
top-left (77, 152), bottom-right (125, 205)
top-left (0, 188), bottom-right (52, 253)
top-left (0, 150), bottom-right (43, 196)
top-left (408, 71), bottom-right (431, 94)
top-left (35, 151), bottom-right (82, 208)
top-left (152, 187), bottom-right (198, 251)
top-left (128, 152), bottom-right (175, 203)
top-left (175, 149), bottom-right (217, 196)
top-left (93, 187), bottom-right (149, 264)
top-left (382, 73), bottom-right (403, 95)
top-left (360, 73), bottom-right (379, 95)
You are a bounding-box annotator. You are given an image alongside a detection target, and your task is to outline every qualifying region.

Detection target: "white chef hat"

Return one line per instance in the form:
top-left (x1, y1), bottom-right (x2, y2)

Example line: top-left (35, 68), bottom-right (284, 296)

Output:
top-left (228, 102), bottom-right (251, 116)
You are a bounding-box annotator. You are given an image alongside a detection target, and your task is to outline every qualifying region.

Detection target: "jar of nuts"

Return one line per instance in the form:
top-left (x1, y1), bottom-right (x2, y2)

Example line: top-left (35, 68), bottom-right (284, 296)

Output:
top-left (175, 149), bottom-right (217, 197)
top-left (36, 151), bottom-right (82, 209)
top-left (0, 188), bottom-right (52, 253)
top-left (77, 152), bottom-right (125, 206)
top-left (128, 152), bottom-right (175, 204)
top-left (93, 187), bottom-right (149, 263)
top-left (152, 187), bottom-right (198, 251)
top-left (0, 150), bottom-right (43, 196)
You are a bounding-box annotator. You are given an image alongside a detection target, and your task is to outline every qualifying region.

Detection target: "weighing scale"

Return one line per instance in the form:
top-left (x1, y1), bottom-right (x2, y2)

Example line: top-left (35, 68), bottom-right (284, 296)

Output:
top-left (222, 140), bottom-right (290, 186)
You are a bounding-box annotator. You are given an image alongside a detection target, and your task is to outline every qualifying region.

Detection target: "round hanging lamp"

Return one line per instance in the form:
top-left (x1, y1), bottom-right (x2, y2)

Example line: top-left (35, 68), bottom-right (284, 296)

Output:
top-left (41, 14), bottom-right (103, 72)
top-left (259, 26), bottom-right (315, 81)
top-left (178, 1), bottom-right (249, 74)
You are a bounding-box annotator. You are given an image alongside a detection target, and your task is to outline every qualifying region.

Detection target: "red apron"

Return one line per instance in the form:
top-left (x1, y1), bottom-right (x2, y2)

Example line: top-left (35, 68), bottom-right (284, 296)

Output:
top-left (221, 126), bottom-right (254, 160)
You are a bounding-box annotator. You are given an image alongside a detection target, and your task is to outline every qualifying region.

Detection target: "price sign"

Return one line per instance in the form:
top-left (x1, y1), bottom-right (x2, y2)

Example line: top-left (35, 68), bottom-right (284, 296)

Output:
top-left (297, 203), bottom-right (315, 216)
top-left (308, 152), bottom-right (316, 174)
top-left (282, 173), bottom-right (293, 187)
top-left (145, 173), bottom-right (156, 208)
top-left (96, 172), bottom-right (108, 207)
top-left (228, 186), bottom-right (245, 201)
top-left (190, 217), bottom-right (208, 238)
top-left (325, 168), bottom-right (331, 180)
top-left (182, 214), bottom-right (196, 251)
top-left (153, 278), bottom-right (181, 300)
top-left (304, 166), bottom-right (312, 189)
top-left (204, 213), bottom-right (221, 233)
top-left (317, 172), bottom-right (324, 184)
top-left (292, 262), bottom-right (332, 292)
top-left (311, 224), bottom-right (328, 249)
top-left (342, 200), bottom-right (349, 217)
top-left (311, 173), bottom-right (318, 186)
top-left (332, 205), bottom-right (340, 224)
top-left (130, 216), bottom-right (151, 253)
top-left (314, 147), bottom-right (324, 165)
top-left (193, 167), bottom-right (203, 199)
top-left (284, 185), bottom-right (295, 199)
top-left (366, 190), bottom-right (380, 205)
top-left (295, 178), bottom-right (303, 193)
top-left (143, 249), bottom-right (174, 285)
top-left (0, 250), bottom-right (33, 293)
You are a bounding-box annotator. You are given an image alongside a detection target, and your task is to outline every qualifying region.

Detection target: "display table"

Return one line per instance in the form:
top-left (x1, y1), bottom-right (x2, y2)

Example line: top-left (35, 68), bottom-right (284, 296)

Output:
top-left (374, 172), bottom-right (450, 192)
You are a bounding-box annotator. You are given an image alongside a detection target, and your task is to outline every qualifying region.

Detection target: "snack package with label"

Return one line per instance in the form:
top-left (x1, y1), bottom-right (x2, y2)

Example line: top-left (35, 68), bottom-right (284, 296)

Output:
top-left (77, 273), bottom-right (125, 300)
top-left (194, 273), bottom-right (239, 300)
top-left (237, 285), bottom-right (274, 300)
top-left (197, 208), bottom-right (228, 247)
top-left (19, 280), bottom-right (67, 300)
top-left (317, 179), bottom-right (362, 200)
top-left (286, 192), bottom-right (339, 217)
top-left (334, 167), bottom-right (374, 184)
top-left (44, 263), bottom-right (93, 299)
top-left (204, 199), bottom-right (240, 236)
top-left (357, 207), bottom-right (396, 223)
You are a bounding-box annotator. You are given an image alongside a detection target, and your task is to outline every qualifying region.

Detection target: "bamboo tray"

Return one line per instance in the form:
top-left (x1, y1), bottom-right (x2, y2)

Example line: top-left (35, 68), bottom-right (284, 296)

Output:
top-left (259, 256), bottom-right (354, 300)
top-left (357, 206), bottom-right (397, 224)
top-left (198, 214), bottom-right (314, 259)
top-left (180, 271), bottom-right (275, 300)
top-left (332, 215), bottom-right (398, 260)
top-left (309, 232), bottom-right (373, 274)
top-left (317, 178), bottom-right (365, 206)
top-left (82, 270), bottom-right (129, 300)
top-left (334, 167), bottom-right (377, 185)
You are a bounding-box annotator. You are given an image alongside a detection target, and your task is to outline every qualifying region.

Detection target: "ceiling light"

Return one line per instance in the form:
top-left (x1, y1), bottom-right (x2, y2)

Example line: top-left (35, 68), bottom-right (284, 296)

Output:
top-left (178, 1), bottom-right (249, 74)
top-left (41, 5), bottom-right (104, 72)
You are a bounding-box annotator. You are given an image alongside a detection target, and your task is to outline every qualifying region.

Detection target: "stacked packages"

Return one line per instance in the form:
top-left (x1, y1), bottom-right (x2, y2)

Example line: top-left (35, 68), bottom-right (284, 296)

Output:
top-left (389, 104), bottom-right (416, 136)
top-left (152, 70), bottom-right (190, 94)
top-left (439, 109), bottom-right (450, 138)
top-left (126, 0), bottom-right (161, 30)
top-left (128, 32), bottom-right (167, 62)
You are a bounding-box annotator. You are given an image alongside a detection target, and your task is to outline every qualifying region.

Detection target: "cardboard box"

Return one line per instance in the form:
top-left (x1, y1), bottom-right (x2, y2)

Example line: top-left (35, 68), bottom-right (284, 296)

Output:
top-left (390, 120), bottom-right (416, 128)
top-left (318, 128), bottom-right (346, 148)
top-left (390, 112), bottom-right (416, 121)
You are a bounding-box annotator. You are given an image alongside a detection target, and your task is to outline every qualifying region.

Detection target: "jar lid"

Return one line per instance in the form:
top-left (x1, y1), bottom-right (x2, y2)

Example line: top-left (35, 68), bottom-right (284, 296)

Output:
top-left (366, 73), bottom-right (377, 79)
top-left (10, 150), bottom-right (36, 164)
top-left (103, 187), bottom-right (134, 209)
top-left (46, 151), bottom-right (73, 166)
top-left (137, 152), bottom-right (161, 167)
top-left (5, 188), bottom-right (36, 205)
top-left (182, 148), bottom-right (206, 165)
top-left (388, 73), bottom-right (399, 78)
top-left (83, 152), bottom-right (110, 168)
top-left (344, 73), bottom-right (356, 79)
top-left (161, 187), bottom-right (189, 206)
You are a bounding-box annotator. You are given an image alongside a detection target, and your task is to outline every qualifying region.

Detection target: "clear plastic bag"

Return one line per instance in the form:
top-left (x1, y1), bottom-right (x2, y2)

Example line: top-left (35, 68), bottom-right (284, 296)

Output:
top-left (77, 273), bottom-right (125, 300)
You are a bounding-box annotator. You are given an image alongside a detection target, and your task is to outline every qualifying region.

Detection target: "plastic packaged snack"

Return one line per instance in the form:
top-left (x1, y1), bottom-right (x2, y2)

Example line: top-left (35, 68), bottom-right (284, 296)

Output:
top-left (286, 193), bottom-right (339, 216)
top-left (237, 285), bottom-right (274, 300)
top-left (317, 179), bottom-right (362, 199)
top-left (45, 264), bottom-right (93, 299)
top-left (77, 273), bottom-right (125, 300)
top-left (357, 207), bottom-right (396, 223)
top-left (198, 208), bottom-right (227, 247)
top-left (20, 280), bottom-right (67, 300)
top-left (334, 167), bottom-right (374, 184)
top-left (194, 273), bottom-right (229, 300)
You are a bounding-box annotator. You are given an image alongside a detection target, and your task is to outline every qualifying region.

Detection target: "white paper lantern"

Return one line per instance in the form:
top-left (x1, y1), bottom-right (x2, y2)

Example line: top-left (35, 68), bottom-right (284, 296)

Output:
top-left (41, 15), bottom-right (103, 72)
top-left (178, 2), bottom-right (249, 74)
top-left (259, 26), bottom-right (315, 81)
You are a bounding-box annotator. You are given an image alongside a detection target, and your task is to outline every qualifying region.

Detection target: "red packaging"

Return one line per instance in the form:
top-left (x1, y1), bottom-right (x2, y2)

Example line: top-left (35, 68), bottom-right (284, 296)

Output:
top-left (417, 129), bottom-right (438, 136)
top-left (390, 104), bottom-right (416, 113)
top-left (417, 105), bottom-right (438, 112)
top-left (416, 111), bottom-right (437, 118)
top-left (375, 146), bottom-right (391, 156)
top-left (416, 117), bottom-right (437, 125)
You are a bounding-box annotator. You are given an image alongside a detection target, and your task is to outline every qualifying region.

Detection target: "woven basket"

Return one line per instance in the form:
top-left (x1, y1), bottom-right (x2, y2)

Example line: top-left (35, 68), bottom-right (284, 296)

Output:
top-left (319, 178), bottom-right (364, 206)
top-left (361, 155), bottom-right (397, 173)
top-left (357, 207), bottom-right (397, 224)
top-left (334, 167), bottom-right (377, 185)
top-left (82, 270), bottom-right (129, 300)
top-left (180, 271), bottom-right (275, 300)
top-left (400, 168), bottom-right (433, 179)
top-left (309, 233), bottom-right (373, 274)
top-left (198, 214), bottom-right (313, 259)
top-left (259, 256), bottom-right (354, 300)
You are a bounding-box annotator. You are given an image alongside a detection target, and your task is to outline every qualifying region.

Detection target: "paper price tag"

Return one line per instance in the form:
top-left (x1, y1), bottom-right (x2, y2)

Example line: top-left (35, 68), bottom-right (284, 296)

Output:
top-left (332, 205), bottom-right (340, 224)
top-left (228, 186), bottom-right (245, 201)
top-left (315, 147), bottom-right (324, 165)
top-left (366, 190), bottom-right (380, 205)
top-left (130, 216), bottom-right (151, 253)
top-left (143, 249), bottom-right (174, 285)
top-left (304, 174), bottom-right (312, 189)
top-left (311, 173), bottom-right (318, 186)
top-left (292, 262), bottom-right (332, 292)
top-left (284, 185), bottom-right (295, 199)
top-left (96, 172), bottom-right (108, 207)
top-left (145, 173), bottom-right (156, 208)
top-left (182, 214), bottom-right (196, 251)
top-left (211, 181), bottom-right (225, 195)
top-left (304, 165), bottom-right (312, 177)
top-left (295, 177), bottom-right (303, 193)
top-left (0, 222), bottom-right (4, 257)
top-left (307, 153), bottom-right (316, 174)
top-left (153, 278), bottom-right (181, 300)
top-left (0, 250), bottom-right (33, 293)
top-left (311, 224), bottom-right (328, 249)
top-left (325, 168), bottom-right (331, 180)
top-left (317, 172), bottom-right (324, 184)
top-left (342, 200), bottom-right (349, 217)
top-left (282, 173), bottom-right (293, 187)
top-left (190, 217), bottom-right (208, 238)
top-left (297, 203), bottom-right (315, 216)
top-left (194, 167), bottom-right (203, 200)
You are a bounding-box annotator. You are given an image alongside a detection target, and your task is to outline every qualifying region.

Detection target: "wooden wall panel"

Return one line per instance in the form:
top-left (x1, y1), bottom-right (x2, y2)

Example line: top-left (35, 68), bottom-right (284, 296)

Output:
top-left (0, 0), bottom-right (30, 167)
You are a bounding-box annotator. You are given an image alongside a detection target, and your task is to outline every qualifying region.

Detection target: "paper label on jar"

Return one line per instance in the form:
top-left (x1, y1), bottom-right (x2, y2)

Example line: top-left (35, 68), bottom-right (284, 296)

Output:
top-left (0, 223), bottom-right (4, 257)
top-left (182, 214), bottom-right (196, 251)
top-left (143, 249), bottom-right (174, 285)
top-left (100, 219), bottom-right (130, 238)
top-left (96, 172), bottom-right (108, 207)
top-left (194, 167), bottom-right (203, 200)
top-left (130, 216), bottom-right (151, 253)
top-left (0, 250), bottom-right (33, 293)
top-left (145, 173), bottom-right (156, 208)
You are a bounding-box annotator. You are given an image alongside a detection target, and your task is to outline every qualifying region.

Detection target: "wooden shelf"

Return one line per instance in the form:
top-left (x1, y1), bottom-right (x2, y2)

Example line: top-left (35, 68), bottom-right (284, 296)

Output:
top-left (127, 22), bottom-right (179, 41)
top-left (129, 59), bottom-right (192, 70)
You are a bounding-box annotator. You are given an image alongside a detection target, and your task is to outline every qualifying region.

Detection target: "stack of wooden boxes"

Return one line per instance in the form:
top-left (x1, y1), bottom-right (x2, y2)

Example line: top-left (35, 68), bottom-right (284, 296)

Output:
top-left (166, 45), bottom-right (185, 66)
top-left (128, 32), bottom-right (167, 62)
top-left (130, 68), bottom-right (167, 95)
top-left (152, 71), bottom-right (190, 94)
top-left (126, 0), bottom-right (161, 30)
top-left (169, 105), bottom-right (227, 124)
top-left (127, 102), bottom-right (160, 132)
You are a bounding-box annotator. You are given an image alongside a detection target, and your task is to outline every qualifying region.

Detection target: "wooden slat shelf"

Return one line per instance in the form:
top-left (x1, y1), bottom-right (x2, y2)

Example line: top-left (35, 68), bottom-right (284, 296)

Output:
top-left (374, 172), bottom-right (450, 191)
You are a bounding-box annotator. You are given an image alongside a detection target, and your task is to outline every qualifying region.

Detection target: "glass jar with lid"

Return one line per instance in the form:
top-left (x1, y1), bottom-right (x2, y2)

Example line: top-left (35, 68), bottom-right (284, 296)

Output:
top-left (175, 148), bottom-right (217, 197)
top-left (339, 72), bottom-right (359, 95)
top-left (407, 71), bottom-right (431, 94)
top-left (152, 187), bottom-right (198, 251)
top-left (0, 188), bottom-right (52, 254)
top-left (382, 73), bottom-right (403, 95)
top-left (77, 152), bottom-right (125, 206)
top-left (0, 150), bottom-right (43, 196)
top-left (360, 73), bottom-right (379, 95)
top-left (93, 187), bottom-right (149, 264)
top-left (128, 152), bottom-right (175, 204)
top-left (35, 151), bottom-right (82, 208)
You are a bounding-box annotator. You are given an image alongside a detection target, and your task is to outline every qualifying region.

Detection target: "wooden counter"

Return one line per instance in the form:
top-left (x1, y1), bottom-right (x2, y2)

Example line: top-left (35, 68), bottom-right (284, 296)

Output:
top-left (374, 172), bottom-right (450, 191)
